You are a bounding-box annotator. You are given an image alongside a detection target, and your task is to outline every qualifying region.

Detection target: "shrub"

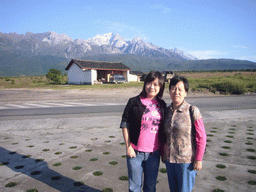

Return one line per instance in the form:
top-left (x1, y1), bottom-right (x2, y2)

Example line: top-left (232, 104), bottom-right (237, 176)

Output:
top-left (46, 69), bottom-right (63, 84)
top-left (212, 79), bottom-right (246, 94)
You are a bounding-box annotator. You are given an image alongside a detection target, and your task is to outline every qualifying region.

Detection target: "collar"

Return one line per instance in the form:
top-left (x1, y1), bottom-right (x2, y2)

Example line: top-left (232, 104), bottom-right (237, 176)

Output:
top-left (171, 100), bottom-right (187, 112)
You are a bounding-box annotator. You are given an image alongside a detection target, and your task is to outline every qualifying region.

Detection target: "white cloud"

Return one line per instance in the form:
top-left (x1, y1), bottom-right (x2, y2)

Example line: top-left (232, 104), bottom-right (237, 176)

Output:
top-left (188, 50), bottom-right (224, 59)
top-left (150, 4), bottom-right (171, 14)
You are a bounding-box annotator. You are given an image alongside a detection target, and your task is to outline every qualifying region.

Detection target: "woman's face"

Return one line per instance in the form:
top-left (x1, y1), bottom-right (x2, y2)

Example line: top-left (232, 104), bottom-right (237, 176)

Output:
top-left (170, 81), bottom-right (187, 107)
top-left (145, 78), bottom-right (160, 99)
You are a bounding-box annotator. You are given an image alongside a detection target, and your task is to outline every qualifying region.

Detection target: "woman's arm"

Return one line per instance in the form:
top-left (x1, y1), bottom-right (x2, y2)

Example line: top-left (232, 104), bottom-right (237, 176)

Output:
top-left (193, 118), bottom-right (207, 171)
top-left (122, 128), bottom-right (136, 158)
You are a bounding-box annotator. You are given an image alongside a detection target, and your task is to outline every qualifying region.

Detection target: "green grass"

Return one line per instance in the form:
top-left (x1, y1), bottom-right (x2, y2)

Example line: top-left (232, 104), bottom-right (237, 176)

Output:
top-left (51, 176), bottom-right (62, 181)
top-left (216, 176), bottom-right (227, 181)
top-left (247, 156), bottom-right (256, 160)
top-left (248, 180), bottom-right (256, 185)
top-left (248, 170), bottom-right (256, 174)
top-left (35, 158), bottom-right (44, 162)
top-left (222, 146), bottom-right (231, 149)
top-left (119, 176), bottom-right (129, 181)
top-left (102, 188), bottom-right (113, 192)
top-left (219, 153), bottom-right (229, 156)
top-left (0, 162), bottom-right (9, 166)
top-left (73, 181), bottom-right (84, 186)
top-left (73, 166), bottom-right (82, 170)
top-left (26, 189), bottom-right (38, 192)
top-left (187, 72), bottom-right (256, 94)
top-left (109, 161), bottom-right (118, 165)
top-left (1, 71), bottom-right (255, 94)
top-left (216, 164), bottom-right (226, 169)
top-left (213, 189), bottom-right (225, 192)
top-left (5, 182), bottom-right (17, 187)
top-left (42, 149), bottom-right (50, 152)
top-left (15, 165), bottom-right (24, 169)
top-left (93, 171), bottom-right (103, 176)
top-left (159, 168), bottom-right (167, 173)
top-left (31, 171), bottom-right (41, 175)
top-left (22, 155), bottom-right (31, 158)
top-left (53, 163), bottom-right (62, 167)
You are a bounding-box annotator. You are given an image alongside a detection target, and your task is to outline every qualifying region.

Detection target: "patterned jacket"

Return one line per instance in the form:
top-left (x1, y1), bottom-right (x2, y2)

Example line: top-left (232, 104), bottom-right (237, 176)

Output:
top-left (163, 100), bottom-right (205, 163)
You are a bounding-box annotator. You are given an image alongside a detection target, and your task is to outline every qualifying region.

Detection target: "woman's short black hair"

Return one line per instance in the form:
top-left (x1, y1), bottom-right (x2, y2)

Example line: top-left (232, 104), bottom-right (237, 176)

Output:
top-left (140, 71), bottom-right (165, 99)
top-left (169, 75), bottom-right (189, 93)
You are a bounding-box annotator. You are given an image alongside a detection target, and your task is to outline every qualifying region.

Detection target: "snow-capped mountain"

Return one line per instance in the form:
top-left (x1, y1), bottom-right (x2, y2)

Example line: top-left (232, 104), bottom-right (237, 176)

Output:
top-left (0, 31), bottom-right (197, 61)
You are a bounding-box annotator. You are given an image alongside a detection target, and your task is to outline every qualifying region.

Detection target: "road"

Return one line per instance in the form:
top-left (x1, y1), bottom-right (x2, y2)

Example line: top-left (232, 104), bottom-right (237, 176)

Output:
top-left (1, 91), bottom-right (256, 192)
top-left (1, 94), bottom-right (255, 119)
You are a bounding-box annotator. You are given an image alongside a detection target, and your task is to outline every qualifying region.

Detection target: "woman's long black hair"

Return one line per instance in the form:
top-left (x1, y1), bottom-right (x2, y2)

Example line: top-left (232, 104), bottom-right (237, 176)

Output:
top-left (140, 71), bottom-right (165, 99)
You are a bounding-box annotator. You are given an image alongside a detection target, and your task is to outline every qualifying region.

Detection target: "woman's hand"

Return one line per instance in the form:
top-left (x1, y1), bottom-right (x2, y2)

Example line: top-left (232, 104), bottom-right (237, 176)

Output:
top-left (193, 160), bottom-right (202, 171)
top-left (126, 146), bottom-right (136, 158)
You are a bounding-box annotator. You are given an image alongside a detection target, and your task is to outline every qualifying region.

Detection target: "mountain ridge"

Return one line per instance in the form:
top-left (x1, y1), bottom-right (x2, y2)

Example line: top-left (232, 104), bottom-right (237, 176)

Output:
top-left (0, 31), bottom-right (256, 77)
top-left (0, 31), bottom-right (196, 60)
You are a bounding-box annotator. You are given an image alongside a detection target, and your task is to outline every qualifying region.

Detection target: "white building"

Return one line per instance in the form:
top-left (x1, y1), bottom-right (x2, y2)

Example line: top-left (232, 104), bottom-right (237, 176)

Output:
top-left (65, 59), bottom-right (131, 85)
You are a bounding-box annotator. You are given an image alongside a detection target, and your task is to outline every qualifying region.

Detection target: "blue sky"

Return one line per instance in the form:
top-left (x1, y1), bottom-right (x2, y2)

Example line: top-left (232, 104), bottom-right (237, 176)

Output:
top-left (1, 0), bottom-right (255, 62)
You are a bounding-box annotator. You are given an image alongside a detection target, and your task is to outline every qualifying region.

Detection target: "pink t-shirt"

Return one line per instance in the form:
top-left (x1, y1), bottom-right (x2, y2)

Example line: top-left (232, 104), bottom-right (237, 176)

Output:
top-left (131, 97), bottom-right (162, 152)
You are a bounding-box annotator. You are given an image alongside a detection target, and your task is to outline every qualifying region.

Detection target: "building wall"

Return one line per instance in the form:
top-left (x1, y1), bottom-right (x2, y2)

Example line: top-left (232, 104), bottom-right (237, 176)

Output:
top-left (68, 64), bottom-right (93, 84)
top-left (128, 73), bottom-right (139, 81)
top-left (67, 64), bottom-right (130, 84)
top-left (91, 69), bottom-right (97, 84)
top-left (123, 71), bottom-right (130, 82)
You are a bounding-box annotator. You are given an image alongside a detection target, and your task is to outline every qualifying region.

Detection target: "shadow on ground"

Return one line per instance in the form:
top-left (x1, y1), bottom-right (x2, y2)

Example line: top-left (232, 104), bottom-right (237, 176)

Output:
top-left (0, 147), bottom-right (101, 192)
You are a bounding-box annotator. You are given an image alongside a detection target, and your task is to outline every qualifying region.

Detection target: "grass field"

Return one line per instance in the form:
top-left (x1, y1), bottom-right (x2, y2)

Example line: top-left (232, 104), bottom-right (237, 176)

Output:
top-left (0, 71), bottom-right (255, 95)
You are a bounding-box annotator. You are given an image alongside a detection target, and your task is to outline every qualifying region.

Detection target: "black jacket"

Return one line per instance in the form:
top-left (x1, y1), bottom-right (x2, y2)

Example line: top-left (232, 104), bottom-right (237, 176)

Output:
top-left (120, 95), bottom-right (166, 146)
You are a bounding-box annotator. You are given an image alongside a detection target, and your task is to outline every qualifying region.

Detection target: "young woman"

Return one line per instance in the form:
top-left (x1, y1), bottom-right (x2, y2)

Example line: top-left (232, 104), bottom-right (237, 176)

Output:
top-left (163, 75), bottom-right (207, 192)
top-left (120, 71), bottom-right (166, 192)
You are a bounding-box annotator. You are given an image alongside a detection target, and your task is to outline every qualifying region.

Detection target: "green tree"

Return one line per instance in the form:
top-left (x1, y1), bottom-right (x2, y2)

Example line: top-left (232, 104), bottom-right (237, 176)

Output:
top-left (46, 69), bottom-right (63, 84)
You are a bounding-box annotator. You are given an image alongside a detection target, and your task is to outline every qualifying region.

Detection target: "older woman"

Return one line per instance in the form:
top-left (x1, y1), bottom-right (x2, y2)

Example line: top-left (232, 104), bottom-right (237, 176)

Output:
top-left (120, 71), bottom-right (166, 192)
top-left (163, 75), bottom-right (207, 192)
